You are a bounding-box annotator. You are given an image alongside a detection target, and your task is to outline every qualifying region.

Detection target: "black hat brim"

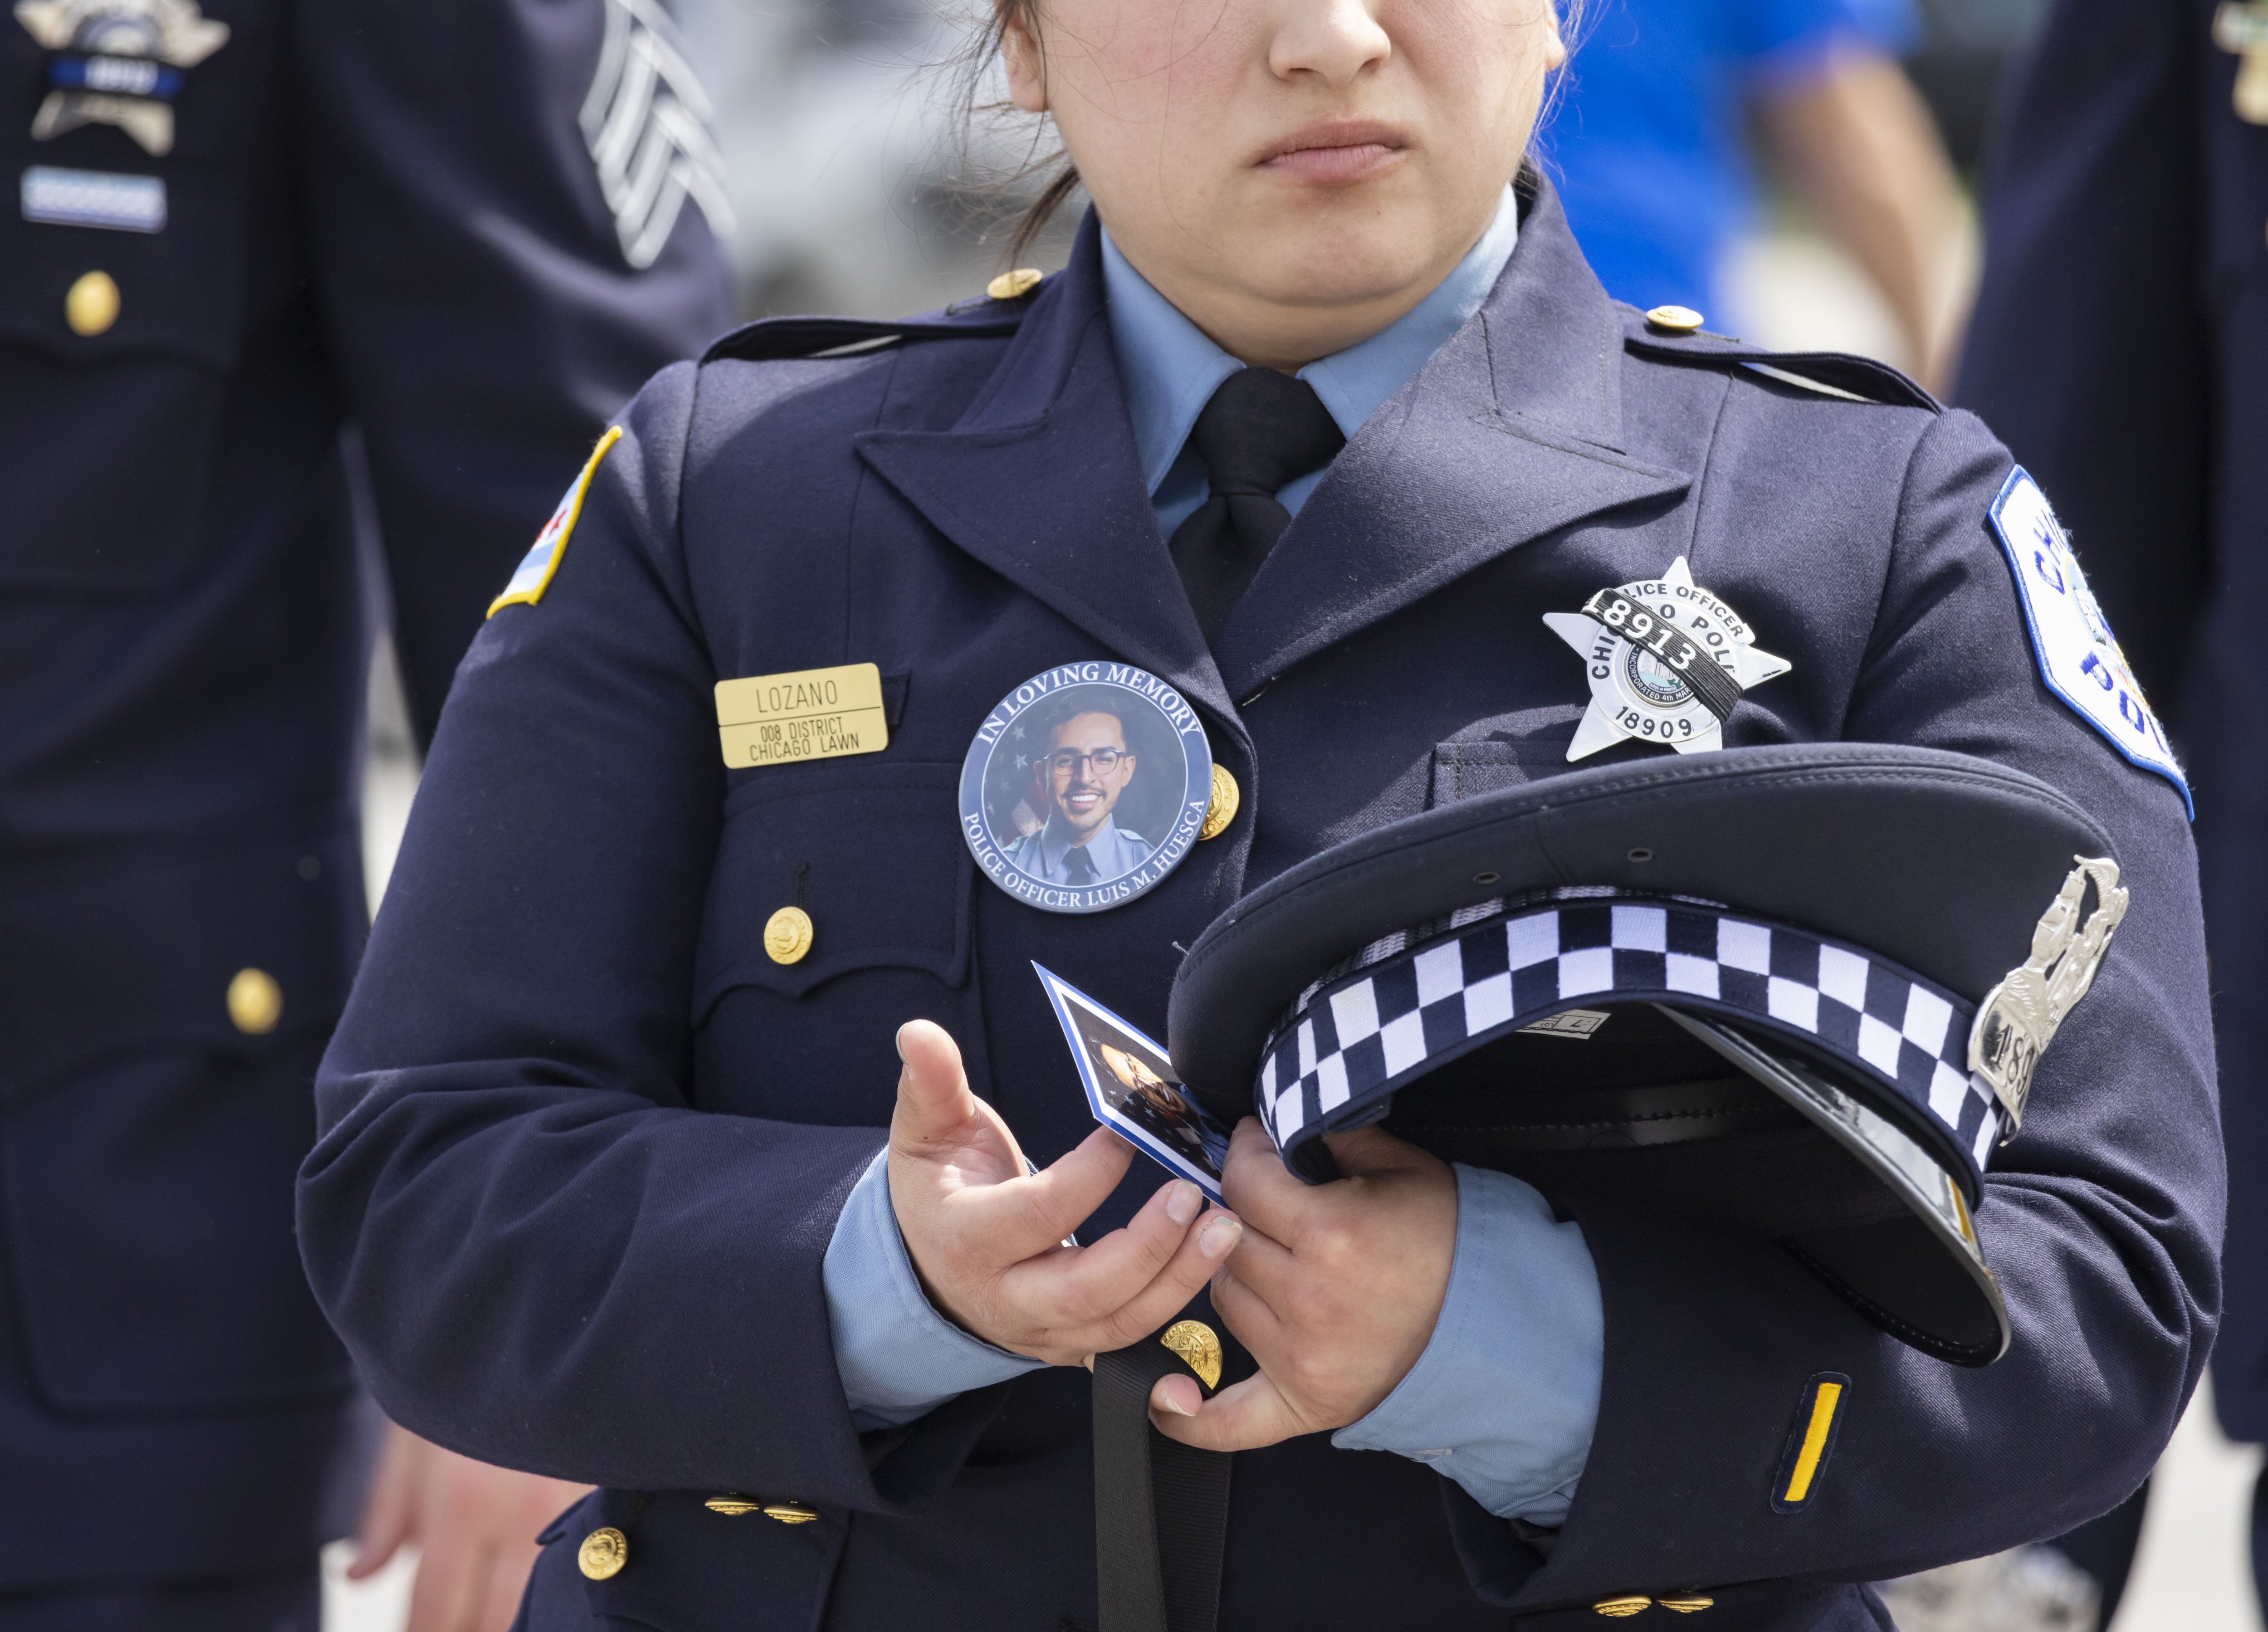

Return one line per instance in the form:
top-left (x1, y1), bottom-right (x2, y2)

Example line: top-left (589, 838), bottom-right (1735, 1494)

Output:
top-left (1662, 1008), bottom-right (2010, 1363)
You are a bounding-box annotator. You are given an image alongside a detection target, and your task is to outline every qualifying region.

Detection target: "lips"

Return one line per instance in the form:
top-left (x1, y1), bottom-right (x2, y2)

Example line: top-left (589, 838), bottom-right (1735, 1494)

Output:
top-left (1064, 787), bottom-right (1103, 814)
top-left (1257, 119), bottom-right (1407, 185)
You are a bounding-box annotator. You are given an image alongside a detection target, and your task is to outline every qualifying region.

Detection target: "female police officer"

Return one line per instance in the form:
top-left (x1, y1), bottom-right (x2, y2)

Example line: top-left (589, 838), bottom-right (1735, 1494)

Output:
top-left (294, 0), bottom-right (2219, 1620)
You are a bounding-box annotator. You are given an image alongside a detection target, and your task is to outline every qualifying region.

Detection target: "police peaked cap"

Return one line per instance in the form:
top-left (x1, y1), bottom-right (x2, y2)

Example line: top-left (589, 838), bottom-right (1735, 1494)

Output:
top-left (1167, 743), bottom-right (2126, 1367)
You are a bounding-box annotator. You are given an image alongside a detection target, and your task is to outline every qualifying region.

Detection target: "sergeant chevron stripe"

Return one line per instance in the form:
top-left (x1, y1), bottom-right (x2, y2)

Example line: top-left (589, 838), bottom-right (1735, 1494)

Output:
top-left (579, 0), bottom-right (734, 269)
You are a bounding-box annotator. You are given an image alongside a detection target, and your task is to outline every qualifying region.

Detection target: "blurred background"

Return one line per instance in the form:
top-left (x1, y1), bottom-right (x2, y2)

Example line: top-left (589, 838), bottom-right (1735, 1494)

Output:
top-left (334, 0), bottom-right (2253, 1626)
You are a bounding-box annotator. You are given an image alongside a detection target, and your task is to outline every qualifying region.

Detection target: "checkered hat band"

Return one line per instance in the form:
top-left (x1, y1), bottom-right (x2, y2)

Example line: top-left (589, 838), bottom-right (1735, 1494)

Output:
top-left (1255, 899), bottom-right (2003, 1184)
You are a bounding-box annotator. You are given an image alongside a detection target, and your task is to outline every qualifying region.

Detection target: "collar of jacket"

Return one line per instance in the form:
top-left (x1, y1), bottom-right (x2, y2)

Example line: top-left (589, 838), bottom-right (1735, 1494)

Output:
top-left (852, 178), bottom-right (1692, 720)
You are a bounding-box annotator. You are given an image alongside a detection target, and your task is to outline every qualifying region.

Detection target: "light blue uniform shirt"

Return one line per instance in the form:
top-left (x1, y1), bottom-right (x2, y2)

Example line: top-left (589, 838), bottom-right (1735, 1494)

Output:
top-left (1002, 817), bottom-right (1155, 885)
top-left (1106, 190), bottom-right (1524, 537)
top-left (822, 191), bottom-right (1604, 1523)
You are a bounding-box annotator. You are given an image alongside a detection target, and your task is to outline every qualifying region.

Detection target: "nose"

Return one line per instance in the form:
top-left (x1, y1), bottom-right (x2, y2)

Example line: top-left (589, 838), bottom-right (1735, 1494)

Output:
top-left (1267, 0), bottom-right (1391, 88)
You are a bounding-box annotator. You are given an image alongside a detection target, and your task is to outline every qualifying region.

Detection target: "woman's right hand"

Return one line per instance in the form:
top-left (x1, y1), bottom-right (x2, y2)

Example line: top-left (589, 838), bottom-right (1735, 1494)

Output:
top-left (889, 1019), bottom-right (1242, 1365)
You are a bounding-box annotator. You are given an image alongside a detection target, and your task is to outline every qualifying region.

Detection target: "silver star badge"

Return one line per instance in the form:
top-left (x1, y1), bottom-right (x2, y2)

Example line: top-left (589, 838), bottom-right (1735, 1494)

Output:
top-left (1543, 557), bottom-right (1790, 761)
top-left (15, 0), bottom-right (230, 156)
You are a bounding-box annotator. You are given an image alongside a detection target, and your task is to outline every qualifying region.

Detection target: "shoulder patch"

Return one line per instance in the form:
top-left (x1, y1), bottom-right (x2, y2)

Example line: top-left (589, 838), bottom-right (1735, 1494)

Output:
top-left (1771, 1372), bottom-right (1849, 1514)
top-left (1988, 468), bottom-right (2191, 816)
top-left (489, 426), bottom-right (622, 618)
top-left (579, 0), bottom-right (732, 268)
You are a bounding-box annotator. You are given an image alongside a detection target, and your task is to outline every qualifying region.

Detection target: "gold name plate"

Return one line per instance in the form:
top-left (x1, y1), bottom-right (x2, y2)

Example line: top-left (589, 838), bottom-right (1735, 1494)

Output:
top-left (715, 663), bottom-right (889, 768)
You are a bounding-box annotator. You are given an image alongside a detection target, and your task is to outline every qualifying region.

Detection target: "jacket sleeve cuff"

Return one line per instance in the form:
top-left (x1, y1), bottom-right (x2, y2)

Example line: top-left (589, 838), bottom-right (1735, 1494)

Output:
top-left (1330, 1164), bottom-right (1602, 1523)
top-left (823, 1149), bottom-right (1047, 1430)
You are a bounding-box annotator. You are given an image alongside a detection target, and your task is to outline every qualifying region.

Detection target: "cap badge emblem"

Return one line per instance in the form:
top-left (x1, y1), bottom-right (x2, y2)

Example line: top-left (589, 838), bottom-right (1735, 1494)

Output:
top-left (1969, 856), bottom-right (2128, 1131)
top-left (1544, 557), bottom-right (1790, 760)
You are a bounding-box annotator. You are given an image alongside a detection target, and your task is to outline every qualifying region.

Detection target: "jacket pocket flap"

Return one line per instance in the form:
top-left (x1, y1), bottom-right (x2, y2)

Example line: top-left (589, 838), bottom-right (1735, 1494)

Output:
top-left (1428, 738), bottom-right (1579, 807)
top-left (0, 829), bottom-right (365, 1092)
top-left (0, 176), bottom-right (243, 367)
top-left (694, 762), bottom-right (973, 1018)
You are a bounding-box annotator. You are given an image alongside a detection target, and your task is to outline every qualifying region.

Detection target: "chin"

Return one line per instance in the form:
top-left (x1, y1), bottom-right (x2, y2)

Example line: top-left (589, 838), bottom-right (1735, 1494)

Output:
top-left (1261, 234), bottom-right (1442, 309)
top-left (1246, 195), bottom-right (1459, 307)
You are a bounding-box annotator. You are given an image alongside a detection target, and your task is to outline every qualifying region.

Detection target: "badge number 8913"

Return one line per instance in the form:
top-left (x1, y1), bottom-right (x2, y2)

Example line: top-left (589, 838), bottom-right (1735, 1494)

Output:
top-left (1544, 557), bottom-right (1791, 761)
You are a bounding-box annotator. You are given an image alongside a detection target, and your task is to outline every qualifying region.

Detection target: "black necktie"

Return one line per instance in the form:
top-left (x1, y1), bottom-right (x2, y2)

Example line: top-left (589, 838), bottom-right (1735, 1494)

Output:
top-left (1062, 844), bottom-right (1098, 884)
top-left (1167, 367), bottom-right (1346, 640)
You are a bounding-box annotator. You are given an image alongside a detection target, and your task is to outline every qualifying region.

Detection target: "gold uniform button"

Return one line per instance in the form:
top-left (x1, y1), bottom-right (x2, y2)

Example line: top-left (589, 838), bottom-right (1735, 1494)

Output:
top-left (1644, 304), bottom-right (1704, 334)
top-left (577, 1525), bottom-right (629, 1580)
top-left (704, 1495), bottom-right (762, 1516)
top-left (65, 270), bottom-right (119, 337)
top-left (1594, 1597), bottom-right (1653, 1618)
top-left (1659, 1596), bottom-right (1716, 1613)
top-left (1160, 1319), bottom-right (1222, 1389)
top-left (986, 268), bottom-right (1043, 301)
top-left (763, 905), bottom-right (813, 965)
top-left (762, 1502), bottom-right (820, 1525)
top-left (1199, 764), bottom-right (1239, 841)
top-left (226, 968), bottom-right (283, 1035)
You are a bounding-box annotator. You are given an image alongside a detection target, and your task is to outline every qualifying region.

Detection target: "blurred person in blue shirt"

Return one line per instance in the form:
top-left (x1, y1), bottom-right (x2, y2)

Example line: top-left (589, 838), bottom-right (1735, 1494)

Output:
top-left (1545, 0), bottom-right (1965, 388)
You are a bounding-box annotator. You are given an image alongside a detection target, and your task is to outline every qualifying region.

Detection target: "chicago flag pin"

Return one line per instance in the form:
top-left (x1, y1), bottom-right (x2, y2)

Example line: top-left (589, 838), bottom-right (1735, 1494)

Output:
top-left (1543, 557), bottom-right (1790, 760)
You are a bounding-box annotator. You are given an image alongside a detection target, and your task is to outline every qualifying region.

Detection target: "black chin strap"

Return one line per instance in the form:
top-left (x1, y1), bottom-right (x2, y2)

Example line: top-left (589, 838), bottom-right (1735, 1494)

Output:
top-left (1092, 1334), bottom-right (1233, 1632)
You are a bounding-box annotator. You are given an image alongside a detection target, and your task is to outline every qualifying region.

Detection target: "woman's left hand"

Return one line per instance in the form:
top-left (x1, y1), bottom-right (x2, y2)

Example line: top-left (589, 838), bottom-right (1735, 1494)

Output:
top-left (1148, 1119), bottom-right (1457, 1450)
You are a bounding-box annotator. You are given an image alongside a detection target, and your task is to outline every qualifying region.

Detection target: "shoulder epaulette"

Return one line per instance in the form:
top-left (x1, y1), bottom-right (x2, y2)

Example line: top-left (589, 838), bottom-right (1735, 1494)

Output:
top-left (701, 297), bottom-right (1033, 366)
top-left (1619, 309), bottom-right (1939, 413)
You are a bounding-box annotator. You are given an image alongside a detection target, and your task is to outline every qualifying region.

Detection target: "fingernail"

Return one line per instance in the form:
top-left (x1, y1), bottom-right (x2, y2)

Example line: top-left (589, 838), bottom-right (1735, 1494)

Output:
top-left (1198, 1215), bottom-right (1241, 1260)
top-left (1164, 1181), bottom-right (1201, 1226)
top-left (1155, 1384), bottom-right (1197, 1417)
top-left (894, 1024), bottom-right (909, 1063)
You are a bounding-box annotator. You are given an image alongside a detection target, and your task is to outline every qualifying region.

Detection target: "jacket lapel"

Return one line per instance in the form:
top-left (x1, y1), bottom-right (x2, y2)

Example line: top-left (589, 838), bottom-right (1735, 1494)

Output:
top-left (1210, 184), bottom-right (1693, 702)
top-left (853, 220), bottom-right (1235, 725)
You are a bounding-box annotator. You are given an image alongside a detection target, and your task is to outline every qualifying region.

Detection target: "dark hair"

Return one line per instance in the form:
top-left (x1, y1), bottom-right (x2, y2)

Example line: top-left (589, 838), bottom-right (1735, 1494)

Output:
top-left (958, 0), bottom-right (1586, 269)
top-left (942, 0), bottom-right (1079, 267)
top-left (1042, 698), bottom-right (1128, 742)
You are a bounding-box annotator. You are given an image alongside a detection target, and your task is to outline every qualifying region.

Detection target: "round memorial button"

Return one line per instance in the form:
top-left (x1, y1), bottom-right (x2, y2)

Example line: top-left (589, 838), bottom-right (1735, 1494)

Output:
top-left (959, 662), bottom-right (1215, 914)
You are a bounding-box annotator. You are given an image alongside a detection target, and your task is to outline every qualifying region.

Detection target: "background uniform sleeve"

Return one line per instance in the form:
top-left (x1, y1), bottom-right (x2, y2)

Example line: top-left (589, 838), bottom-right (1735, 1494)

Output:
top-left (295, 0), bottom-right (736, 742)
top-left (1955, 0), bottom-right (2211, 714)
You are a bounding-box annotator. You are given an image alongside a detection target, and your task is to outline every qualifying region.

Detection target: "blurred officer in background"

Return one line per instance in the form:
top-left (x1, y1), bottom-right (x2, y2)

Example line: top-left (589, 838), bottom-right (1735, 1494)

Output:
top-left (1546, 0), bottom-right (1967, 389)
top-left (0, 0), bottom-right (732, 1623)
top-left (1958, 0), bottom-right (2256, 1621)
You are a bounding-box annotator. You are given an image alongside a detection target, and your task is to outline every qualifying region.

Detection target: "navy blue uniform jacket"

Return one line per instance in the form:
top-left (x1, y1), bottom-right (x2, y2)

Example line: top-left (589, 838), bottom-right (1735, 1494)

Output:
top-left (0, 0), bottom-right (728, 1592)
top-left (1957, 0), bottom-right (2265, 1443)
top-left (304, 189), bottom-right (2217, 1631)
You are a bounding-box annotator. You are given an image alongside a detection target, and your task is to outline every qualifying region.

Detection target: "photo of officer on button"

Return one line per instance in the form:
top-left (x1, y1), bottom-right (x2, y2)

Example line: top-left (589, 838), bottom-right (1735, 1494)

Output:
top-left (997, 695), bottom-right (1163, 886)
